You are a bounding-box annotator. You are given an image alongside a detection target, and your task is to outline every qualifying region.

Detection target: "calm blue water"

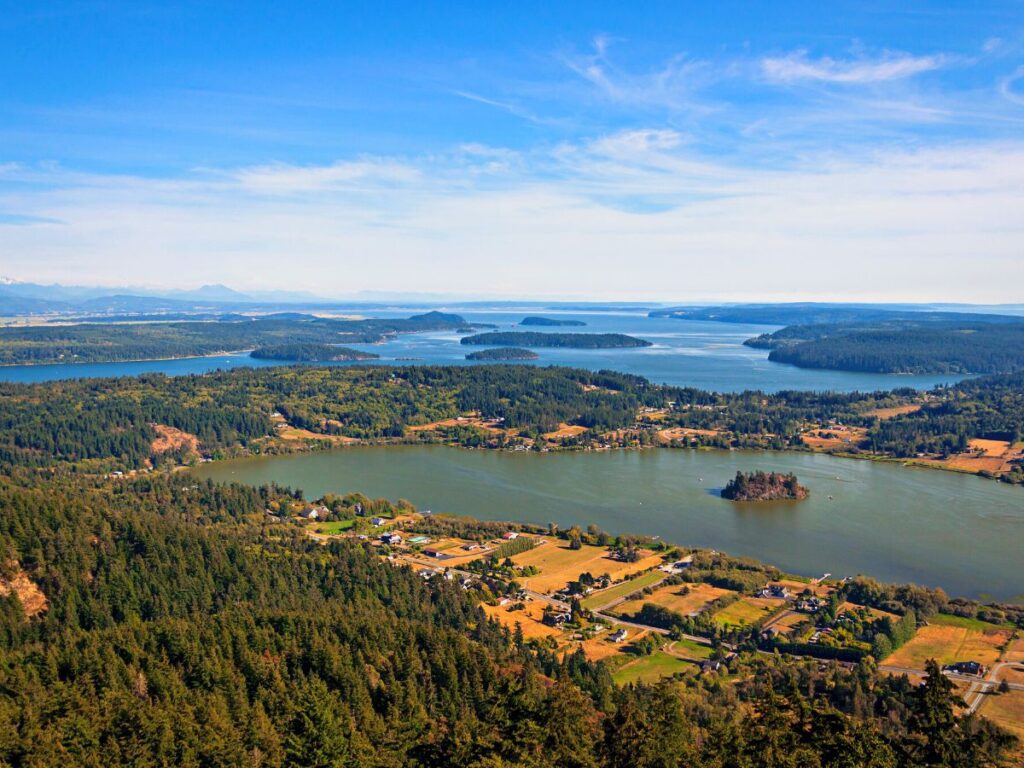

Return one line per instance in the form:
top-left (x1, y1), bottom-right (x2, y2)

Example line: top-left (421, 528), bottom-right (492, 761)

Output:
top-left (0, 308), bottom-right (964, 393)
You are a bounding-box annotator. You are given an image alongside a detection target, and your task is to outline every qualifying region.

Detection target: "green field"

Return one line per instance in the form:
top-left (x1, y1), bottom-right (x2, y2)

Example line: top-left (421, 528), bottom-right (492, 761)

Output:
top-left (713, 598), bottom-right (779, 628)
top-left (667, 638), bottom-right (714, 661)
top-left (581, 570), bottom-right (664, 610)
top-left (315, 519), bottom-right (357, 534)
top-left (612, 651), bottom-right (694, 685)
top-left (929, 613), bottom-right (1014, 631)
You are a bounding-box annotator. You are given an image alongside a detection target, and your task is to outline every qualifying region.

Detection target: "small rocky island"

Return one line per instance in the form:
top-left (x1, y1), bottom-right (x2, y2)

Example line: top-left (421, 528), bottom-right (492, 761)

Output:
top-left (721, 471), bottom-right (809, 502)
top-left (519, 316), bottom-right (586, 327)
top-left (250, 343), bottom-right (380, 362)
top-left (465, 347), bottom-right (540, 361)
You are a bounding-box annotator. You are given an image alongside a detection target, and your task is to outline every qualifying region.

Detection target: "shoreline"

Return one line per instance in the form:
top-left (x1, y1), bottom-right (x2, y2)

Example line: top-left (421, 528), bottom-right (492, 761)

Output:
top-left (191, 444), bottom-right (1024, 606)
top-left (0, 348), bottom-right (256, 368)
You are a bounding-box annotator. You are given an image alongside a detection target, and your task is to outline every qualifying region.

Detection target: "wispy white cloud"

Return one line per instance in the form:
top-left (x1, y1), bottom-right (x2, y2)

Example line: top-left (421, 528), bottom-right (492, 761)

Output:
top-left (761, 50), bottom-right (949, 84)
top-left (226, 160), bottom-right (421, 194)
top-left (1001, 66), bottom-right (1024, 106)
top-left (562, 36), bottom-right (721, 114)
top-left (3, 138), bottom-right (1022, 301)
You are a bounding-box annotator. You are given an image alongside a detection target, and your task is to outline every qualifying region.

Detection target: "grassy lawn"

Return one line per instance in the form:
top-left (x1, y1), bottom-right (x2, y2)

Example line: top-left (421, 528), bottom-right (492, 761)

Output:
top-left (512, 544), bottom-right (664, 594)
top-left (668, 638), bottom-right (714, 661)
top-left (581, 570), bottom-right (664, 610)
top-left (929, 613), bottom-right (1014, 631)
top-left (612, 651), bottom-right (694, 685)
top-left (713, 597), bottom-right (781, 628)
top-left (615, 582), bottom-right (734, 618)
top-left (315, 519), bottom-right (356, 534)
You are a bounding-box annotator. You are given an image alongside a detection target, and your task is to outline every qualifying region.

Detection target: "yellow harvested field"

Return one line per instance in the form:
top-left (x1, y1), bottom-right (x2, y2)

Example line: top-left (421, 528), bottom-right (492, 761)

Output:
top-left (511, 544), bottom-right (664, 594)
top-left (542, 423), bottom-right (589, 440)
top-left (801, 426), bottom-right (868, 451)
top-left (1005, 636), bottom-right (1024, 663)
top-left (406, 415), bottom-right (503, 434)
top-left (885, 625), bottom-right (1013, 669)
top-left (714, 597), bottom-right (784, 628)
top-left (864, 404), bottom-right (922, 419)
top-left (567, 629), bottom-right (653, 662)
top-left (481, 600), bottom-right (562, 640)
top-left (656, 426), bottom-right (720, 443)
top-left (913, 438), bottom-right (1024, 476)
top-left (969, 438), bottom-right (1011, 457)
top-left (616, 582), bottom-right (733, 617)
top-left (978, 690), bottom-right (1024, 743)
top-left (768, 611), bottom-right (812, 634)
top-left (638, 409), bottom-right (668, 422)
top-left (276, 425), bottom-right (359, 444)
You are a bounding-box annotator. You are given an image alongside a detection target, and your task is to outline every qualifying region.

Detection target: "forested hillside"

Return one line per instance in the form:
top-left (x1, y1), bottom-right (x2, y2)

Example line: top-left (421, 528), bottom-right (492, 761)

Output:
top-left (2, 365), bottom-right (1022, 483)
top-left (0, 472), bottom-right (1014, 766)
top-left (764, 324), bottom-right (1024, 374)
top-left (868, 372), bottom-right (1024, 455)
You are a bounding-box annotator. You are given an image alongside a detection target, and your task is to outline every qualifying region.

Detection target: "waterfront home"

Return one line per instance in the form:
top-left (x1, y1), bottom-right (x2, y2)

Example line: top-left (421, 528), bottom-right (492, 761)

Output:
top-left (502, 532), bottom-right (519, 540)
top-left (761, 584), bottom-right (790, 599)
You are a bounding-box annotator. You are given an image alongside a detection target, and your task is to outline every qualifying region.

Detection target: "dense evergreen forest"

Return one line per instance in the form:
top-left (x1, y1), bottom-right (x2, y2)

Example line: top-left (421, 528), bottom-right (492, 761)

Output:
top-left (461, 332), bottom-right (652, 348)
top-left (250, 343), bottom-right (380, 361)
top-left (0, 364), bottom-right (1022, 482)
top-left (0, 311), bottom-right (471, 365)
top-left (0, 361), bottom-right (1018, 763)
top-left (763, 323), bottom-right (1024, 374)
top-left (0, 472), bottom-right (1015, 766)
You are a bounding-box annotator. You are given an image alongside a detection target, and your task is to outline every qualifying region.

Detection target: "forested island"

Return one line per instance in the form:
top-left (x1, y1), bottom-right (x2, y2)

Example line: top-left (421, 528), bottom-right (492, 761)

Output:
top-left (0, 311), bottom-right (473, 366)
top-left (721, 470), bottom-right (809, 501)
top-left (519, 316), bottom-right (586, 326)
top-left (250, 343), bottom-right (380, 361)
top-left (465, 347), bottom-right (539, 360)
top-left (461, 331), bottom-right (652, 348)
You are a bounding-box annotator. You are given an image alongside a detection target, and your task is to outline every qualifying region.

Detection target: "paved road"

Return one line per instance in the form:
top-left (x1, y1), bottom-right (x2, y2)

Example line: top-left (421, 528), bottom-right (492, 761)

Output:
top-left (584, 574), bottom-right (669, 614)
top-left (880, 661), bottom-right (1024, 715)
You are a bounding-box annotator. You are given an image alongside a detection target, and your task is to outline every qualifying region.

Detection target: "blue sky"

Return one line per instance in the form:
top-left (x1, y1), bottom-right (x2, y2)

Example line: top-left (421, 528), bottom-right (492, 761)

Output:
top-left (1, 1), bottom-right (1023, 300)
